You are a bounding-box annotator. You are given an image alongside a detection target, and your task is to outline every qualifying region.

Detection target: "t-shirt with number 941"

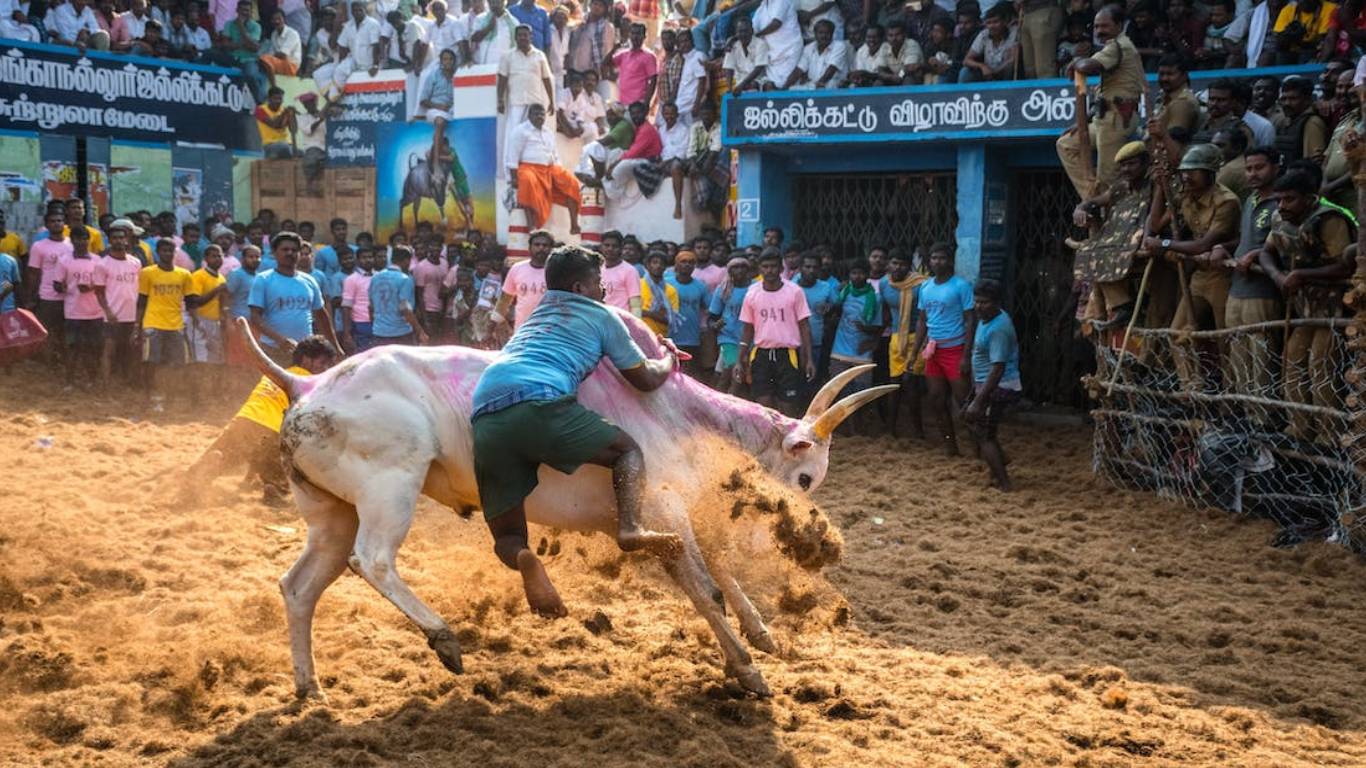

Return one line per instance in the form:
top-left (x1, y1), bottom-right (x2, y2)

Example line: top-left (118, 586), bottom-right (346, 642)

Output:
top-left (739, 280), bottom-right (810, 350)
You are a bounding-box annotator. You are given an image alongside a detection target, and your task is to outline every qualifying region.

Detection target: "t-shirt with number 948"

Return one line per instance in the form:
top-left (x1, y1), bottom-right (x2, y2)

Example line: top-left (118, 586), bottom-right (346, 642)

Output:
top-left (739, 280), bottom-right (810, 350)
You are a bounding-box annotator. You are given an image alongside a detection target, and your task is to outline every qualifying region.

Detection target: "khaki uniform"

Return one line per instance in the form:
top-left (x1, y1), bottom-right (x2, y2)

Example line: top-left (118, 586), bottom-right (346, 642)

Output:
top-left (1057, 34), bottom-right (1145, 197)
top-left (1224, 194), bottom-right (1282, 420)
top-left (1159, 86), bottom-right (1201, 136)
top-left (1076, 180), bottom-right (1150, 323)
top-left (1265, 206), bottom-right (1355, 441)
top-left (1321, 108), bottom-right (1362, 211)
top-left (1216, 154), bottom-right (1249, 202)
top-left (1018, 0), bottom-right (1063, 79)
top-left (1170, 183), bottom-right (1240, 391)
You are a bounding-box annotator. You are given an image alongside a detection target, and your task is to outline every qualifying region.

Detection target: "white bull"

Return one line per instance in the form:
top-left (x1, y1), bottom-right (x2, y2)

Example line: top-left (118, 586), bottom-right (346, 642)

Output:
top-left (237, 314), bottom-right (893, 698)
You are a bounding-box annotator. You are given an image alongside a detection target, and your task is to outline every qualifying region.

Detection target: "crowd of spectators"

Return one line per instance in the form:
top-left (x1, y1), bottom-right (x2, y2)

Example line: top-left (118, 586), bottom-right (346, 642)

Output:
top-left (0, 203), bottom-right (1023, 488)
top-left (9, 0), bottom-right (1366, 108)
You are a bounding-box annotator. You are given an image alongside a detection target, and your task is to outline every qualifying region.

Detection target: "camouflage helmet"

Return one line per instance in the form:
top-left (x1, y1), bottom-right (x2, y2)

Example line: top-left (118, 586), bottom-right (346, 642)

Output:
top-left (1178, 143), bottom-right (1223, 173)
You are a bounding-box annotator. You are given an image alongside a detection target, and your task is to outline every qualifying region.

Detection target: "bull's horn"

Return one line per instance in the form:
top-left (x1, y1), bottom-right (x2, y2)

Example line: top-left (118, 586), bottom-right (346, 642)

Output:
top-left (804, 363), bottom-right (877, 420)
top-left (809, 385), bottom-right (901, 440)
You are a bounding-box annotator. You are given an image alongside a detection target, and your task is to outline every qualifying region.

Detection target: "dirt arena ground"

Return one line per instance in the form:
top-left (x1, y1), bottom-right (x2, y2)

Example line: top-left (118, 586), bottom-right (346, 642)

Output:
top-left (2, 361), bottom-right (1365, 767)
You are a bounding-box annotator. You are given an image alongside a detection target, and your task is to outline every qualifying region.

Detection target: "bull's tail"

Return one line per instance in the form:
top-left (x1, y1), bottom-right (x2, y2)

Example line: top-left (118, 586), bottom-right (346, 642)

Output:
top-left (235, 317), bottom-right (309, 402)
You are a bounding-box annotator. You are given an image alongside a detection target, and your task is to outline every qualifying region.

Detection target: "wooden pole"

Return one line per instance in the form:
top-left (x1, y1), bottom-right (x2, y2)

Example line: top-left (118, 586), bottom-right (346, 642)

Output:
top-left (1106, 256), bottom-right (1154, 396)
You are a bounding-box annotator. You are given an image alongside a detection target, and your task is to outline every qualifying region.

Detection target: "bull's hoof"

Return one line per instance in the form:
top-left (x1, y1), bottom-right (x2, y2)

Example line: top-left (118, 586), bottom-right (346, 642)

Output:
top-left (294, 682), bottom-right (328, 703)
top-left (745, 628), bottom-right (780, 656)
top-left (726, 662), bottom-right (772, 698)
top-left (427, 627), bottom-right (464, 674)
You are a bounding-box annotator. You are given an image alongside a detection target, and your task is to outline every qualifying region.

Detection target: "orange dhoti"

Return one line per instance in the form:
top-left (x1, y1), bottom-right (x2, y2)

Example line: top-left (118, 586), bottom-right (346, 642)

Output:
top-left (259, 54), bottom-right (298, 77)
top-left (516, 162), bottom-right (580, 226)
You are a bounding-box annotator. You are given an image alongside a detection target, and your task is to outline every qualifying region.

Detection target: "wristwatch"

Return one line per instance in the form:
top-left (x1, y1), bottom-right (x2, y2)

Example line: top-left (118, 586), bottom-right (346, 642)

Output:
top-left (1161, 238), bottom-right (1172, 250)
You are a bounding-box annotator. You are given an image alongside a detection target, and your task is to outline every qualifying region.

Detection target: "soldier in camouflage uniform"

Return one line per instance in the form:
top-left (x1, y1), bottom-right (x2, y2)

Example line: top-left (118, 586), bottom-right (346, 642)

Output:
top-left (1073, 141), bottom-right (1153, 335)
top-left (1258, 167), bottom-right (1358, 443)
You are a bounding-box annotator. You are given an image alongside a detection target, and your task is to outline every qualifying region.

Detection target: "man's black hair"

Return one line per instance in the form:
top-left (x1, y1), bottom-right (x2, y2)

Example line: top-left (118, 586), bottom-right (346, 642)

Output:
top-left (888, 246), bottom-right (911, 264)
top-left (1216, 127), bottom-right (1249, 153)
top-left (848, 258), bottom-right (871, 273)
top-left (1284, 159), bottom-right (1323, 188)
top-left (644, 249), bottom-right (666, 263)
top-left (757, 246), bottom-right (782, 263)
top-left (974, 277), bottom-right (1003, 302)
top-left (929, 241), bottom-right (954, 257)
top-left (268, 86), bottom-right (284, 97)
top-left (1244, 144), bottom-right (1281, 165)
top-left (1272, 168), bottom-right (1317, 196)
top-left (545, 245), bottom-right (604, 290)
top-left (1156, 52), bottom-right (1187, 72)
top-left (292, 335), bottom-right (338, 365)
top-left (1098, 3), bottom-right (1126, 25)
top-left (329, 217), bottom-right (347, 228)
top-left (528, 228), bottom-right (555, 245)
top-left (1282, 75), bottom-right (1313, 96)
top-left (763, 225), bottom-right (784, 238)
top-left (271, 230), bottom-right (303, 250)
top-left (601, 229), bottom-right (623, 244)
top-left (390, 244), bottom-right (414, 263)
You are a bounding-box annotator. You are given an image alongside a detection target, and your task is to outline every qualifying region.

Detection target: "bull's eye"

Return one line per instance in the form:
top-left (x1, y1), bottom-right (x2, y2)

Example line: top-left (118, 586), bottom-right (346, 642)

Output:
top-left (798, 474), bottom-right (813, 491)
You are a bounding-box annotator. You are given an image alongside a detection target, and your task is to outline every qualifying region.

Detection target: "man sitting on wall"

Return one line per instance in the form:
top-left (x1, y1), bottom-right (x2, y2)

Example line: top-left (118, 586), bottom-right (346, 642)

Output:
top-left (505, 102), bottom-right (582, 233)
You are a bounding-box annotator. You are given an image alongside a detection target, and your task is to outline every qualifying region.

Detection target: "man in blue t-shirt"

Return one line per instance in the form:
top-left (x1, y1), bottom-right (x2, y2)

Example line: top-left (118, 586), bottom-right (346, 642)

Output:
top-left (248, 231), bottom-right (341, 364)
top-left (225, 245), bottom-right (262, 320)
top-left (706, 256), bottom-right (752, 393)
top-left (471, 245), bottom-right (681, 618)
top-left (665, 249), bottom-right (710, 369)
top-left (0, 250), bottom-right (20, 312)
top-left (911, 243), bottom-right (976, 456)
top-left (964, 278), bottom-right (1021, 491)
top-left (311, 217), bottom-right (353, 276)
top-left (368, 245), bottom-right (428, 345)
top-left (796, 253), bottom-right (837, 376)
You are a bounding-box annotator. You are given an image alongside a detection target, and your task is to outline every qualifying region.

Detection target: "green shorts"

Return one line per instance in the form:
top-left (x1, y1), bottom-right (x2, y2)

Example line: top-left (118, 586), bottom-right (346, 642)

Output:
top-left (472, 396), bottom-right (621, 521)
top-left (716, 343), bottom-right (739, 371)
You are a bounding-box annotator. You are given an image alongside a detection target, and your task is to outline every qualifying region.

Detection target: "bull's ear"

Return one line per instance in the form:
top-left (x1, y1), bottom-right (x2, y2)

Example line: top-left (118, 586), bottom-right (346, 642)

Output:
top-left (783, 432), bottom-right (814, 455)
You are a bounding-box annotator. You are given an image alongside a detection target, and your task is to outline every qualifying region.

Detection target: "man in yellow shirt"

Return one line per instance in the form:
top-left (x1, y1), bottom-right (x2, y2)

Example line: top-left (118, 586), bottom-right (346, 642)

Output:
top-left (138, 238), bottom-right (206, 410)
top-left (189, 245), bottom-right (230, 399)
top-left (177, 335), bottom-right (337, 507)
top-left (255, 86), bottom-right (297, 159)
top-left (1272, 0), bottom-right (1337, 64)
top-left (0, 209), bottom-right (26, 264)
top-left (639, 249), bottom-right (679, 336)
top-left (34, 198), bottom-right (105, 254)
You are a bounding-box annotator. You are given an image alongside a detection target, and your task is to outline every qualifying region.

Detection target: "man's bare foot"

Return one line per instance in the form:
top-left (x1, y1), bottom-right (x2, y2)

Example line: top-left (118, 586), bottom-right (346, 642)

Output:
top-left (569, 223), bottom-right (581, 235)
top-left (672, 207), bottom-right (683, 220)
top-left (618, 527), bottom-right (683, 558)
top-left (516, 549), bottom-right (567, 618)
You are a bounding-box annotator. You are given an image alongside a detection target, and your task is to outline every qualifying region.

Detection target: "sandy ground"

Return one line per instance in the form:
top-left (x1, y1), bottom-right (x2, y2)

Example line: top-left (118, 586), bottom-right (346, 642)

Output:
top-left (1, 361), bottom-right (1365, 768)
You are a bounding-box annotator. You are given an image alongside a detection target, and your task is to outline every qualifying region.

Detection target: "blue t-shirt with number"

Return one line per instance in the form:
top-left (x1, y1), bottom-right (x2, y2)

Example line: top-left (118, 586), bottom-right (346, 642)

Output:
top-left (247, 268), bottom-right (324, 347)
top-left (368, 266), bottom-right (417, 338)
top-left (707, 282), bottom-right (750, 346)
top-left (666, 275), bottom-right (709, 347)
top-left (918, 275), bottom-right (974, 347)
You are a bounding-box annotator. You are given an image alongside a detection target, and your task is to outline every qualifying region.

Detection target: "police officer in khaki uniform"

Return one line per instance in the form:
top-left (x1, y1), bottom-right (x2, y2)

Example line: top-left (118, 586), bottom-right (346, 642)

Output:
top-left (1057, 4), bottom-right (1146, 198)
top-left (1141, 144), bottom-right (1242, 391)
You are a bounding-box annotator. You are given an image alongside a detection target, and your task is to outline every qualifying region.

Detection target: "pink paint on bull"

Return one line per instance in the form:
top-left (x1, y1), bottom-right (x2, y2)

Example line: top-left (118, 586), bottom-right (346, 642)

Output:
top-left (234, 310), bottom-right (894, 700)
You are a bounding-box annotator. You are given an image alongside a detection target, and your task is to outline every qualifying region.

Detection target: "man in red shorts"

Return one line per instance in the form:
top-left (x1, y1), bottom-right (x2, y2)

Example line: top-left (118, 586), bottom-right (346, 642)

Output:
top-left (911, 243), bottom-right (976, 456)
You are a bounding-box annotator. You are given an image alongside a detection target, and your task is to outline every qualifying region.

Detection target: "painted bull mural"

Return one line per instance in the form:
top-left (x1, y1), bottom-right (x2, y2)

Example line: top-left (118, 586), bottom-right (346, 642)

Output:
top-left (238, 313), bottom-right (893, 699)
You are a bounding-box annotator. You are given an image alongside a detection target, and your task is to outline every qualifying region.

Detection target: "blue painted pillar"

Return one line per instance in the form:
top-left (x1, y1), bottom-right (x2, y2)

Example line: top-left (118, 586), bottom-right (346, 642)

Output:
top-left (735, 149), bottom-right (792, 248)
top-left (954, 144), bottom-right (985, 284)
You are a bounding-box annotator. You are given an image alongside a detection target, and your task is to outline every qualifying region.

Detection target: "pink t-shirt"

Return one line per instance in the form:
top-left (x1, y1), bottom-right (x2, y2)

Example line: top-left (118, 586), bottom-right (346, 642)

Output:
top-left (220, 254), bottom-right (242, 275)
top-left (613, 48), bottom-right (658, 106)
top-left (739, 280), bottom-right (811, 350)
top-left (412, 259), bottom-right (449, 313)
top-left (29, 238), bottom-right (73, 301)
top-left (341, 271), bottom-right (373, 322)
top-left (694, 262), bottom-right (726, 293)
top-left (95, 255), bottom-right (142, 322)
top-left (503, 260), bottom-right (547, 327)
top-left (55, 254), bottom-right (103, 320)
top-left (600, 260), bottom-right (641, 311)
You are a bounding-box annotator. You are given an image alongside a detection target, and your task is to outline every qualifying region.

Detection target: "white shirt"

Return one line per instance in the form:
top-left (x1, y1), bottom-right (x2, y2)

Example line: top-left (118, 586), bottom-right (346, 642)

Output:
top-left (121, 10), bottom-right (148, 39)
top-left (473, 10), bottom-right (517, 65)
top-left (498, 46), bottom-right (553, 107)
top-left (795, 0), bottom-right (841, 42)
top-left (1241, 109), bottom-right (1275, 147)
top-left (505, 119), bottom-right (559, 171)
top-left (797, 39), bottom-right (847, 87)
top-left (51, 2), bottom-right (101, 43)
top-left (427, 14), bottom-right (465, 59)
top-left (887, 39), bottom-right (923, 71)
top-left (548, 24), bottom-right (569, 76)
top-left (267, 24), bottom-right (303, 66)
top-left (393, 17), bottom-right (426, 61)
top-left (853, 41), bottom-right (890, 73)
top-left (752, 0), bottom-right (801, 78)
top-left (674, 49), bottom-right (707, 114)
top-left (660, 119), bottom-right (690, 161)
top-left (562, 88), bottom-right (605, 141)
top-left (298, 110), bottom-right (327, 152)
top-left (339, 16), bottom-right (383, 69)
top-left (722, 36), bottom-right (769, 83)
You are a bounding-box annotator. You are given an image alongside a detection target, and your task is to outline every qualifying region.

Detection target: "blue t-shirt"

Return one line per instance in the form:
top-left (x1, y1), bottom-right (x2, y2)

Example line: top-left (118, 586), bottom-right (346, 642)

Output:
top-left (225, 266), bottom-right (258, 319)
top-left (918, 275), bottom-right (974, 346)
top-left (313, 243), bottom-right (353, 276)
top-left (707, 283), bottom-right (750, 346)
top-left (0, 253), bottom-right (20, 312)
top-left (326, 270), bottom-right (348, 330)
top-left (247, 268), bottom-right (325, 348)
top-left (798, 278), bottom-right (837, 348)
top-left (666, 275), bottom-right (709, 347)
top-left (368, 266), bottom-right (417, 338)
top-left (972, 310), bottom-right (1021, 390)
top-left (472, 290), bottom-right (648, 417)
top-left (878, 275), bottom-right (917, 333)
top-left (259, 252), bottom-right (278, 272)
top-left (831, 284), bottom-right (879, 362)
